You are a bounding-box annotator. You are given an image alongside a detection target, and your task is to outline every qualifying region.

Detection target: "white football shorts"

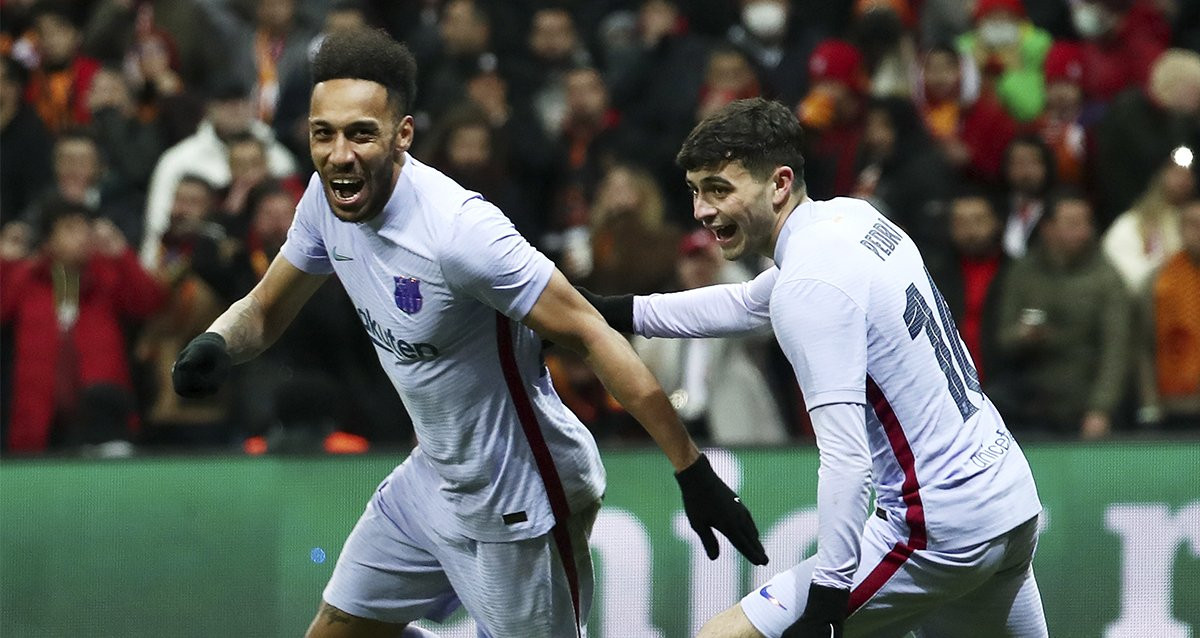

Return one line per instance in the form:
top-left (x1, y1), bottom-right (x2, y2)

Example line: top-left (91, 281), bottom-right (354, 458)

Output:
top-left (741, 514), bottom-right (1047, 637)
top-left (322, 451), bottom-right (600, 637)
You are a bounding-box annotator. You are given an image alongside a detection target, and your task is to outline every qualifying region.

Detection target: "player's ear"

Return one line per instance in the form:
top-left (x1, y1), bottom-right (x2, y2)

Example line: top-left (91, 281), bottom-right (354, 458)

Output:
top-left (771, 166), bottom-right (794, 206)
top-left (393, 114), bottom-right (415, 161)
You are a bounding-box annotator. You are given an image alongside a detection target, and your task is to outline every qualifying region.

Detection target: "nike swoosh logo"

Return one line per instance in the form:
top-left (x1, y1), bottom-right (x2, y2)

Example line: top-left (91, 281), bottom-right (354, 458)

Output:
top-left (332, 247), bottom-right (354, 261)
top-left (760, 585), bottom-right (788, 610)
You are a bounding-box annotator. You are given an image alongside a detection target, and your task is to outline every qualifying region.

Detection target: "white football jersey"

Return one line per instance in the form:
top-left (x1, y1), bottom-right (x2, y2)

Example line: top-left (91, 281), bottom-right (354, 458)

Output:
top-left (636, 198), bottom-right (1041, 551)
top-left (281, 155), bottom-right (605, 542)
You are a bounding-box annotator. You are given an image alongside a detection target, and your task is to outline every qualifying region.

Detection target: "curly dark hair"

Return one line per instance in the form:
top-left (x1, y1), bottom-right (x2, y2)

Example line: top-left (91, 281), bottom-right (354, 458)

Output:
top-left (675, 98), bottom-right (806, 190)
top-left (312, 28), bottom-right (418, 116)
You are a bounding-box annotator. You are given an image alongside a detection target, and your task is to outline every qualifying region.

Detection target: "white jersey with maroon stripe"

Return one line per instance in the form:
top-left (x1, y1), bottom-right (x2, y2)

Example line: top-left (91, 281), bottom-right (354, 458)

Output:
top-left (635, 197), bottom-right (1041, 564)
top-left (280, 155), bottom-right (605, 543)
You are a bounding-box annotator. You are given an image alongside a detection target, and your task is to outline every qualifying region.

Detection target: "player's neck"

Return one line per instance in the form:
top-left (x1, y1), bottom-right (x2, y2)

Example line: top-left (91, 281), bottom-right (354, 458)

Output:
top-left (765, 193), bottom-right (810, 259)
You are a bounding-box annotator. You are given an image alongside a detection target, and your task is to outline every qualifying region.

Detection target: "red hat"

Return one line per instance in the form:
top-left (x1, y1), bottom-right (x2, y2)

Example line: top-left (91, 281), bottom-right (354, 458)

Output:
top-left (678, 229), bottom-right (717, 257)
top-left (973, 0), bottom-right (1025, 22)
top-left (808, 39), bottom-right (865, 91)
top-left (1044, 41), bottom-right (1084, 83)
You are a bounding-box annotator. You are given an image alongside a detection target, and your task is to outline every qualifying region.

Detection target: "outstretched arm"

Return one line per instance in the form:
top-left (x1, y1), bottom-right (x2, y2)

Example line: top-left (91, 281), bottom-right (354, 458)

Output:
top-left (584, 266), bottom-right (777, 338)
top-left (526, 269), bottom-right (768, 565)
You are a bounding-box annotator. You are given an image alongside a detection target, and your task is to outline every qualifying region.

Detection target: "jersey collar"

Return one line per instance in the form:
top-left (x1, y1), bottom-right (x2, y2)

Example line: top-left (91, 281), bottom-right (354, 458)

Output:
top-left (364, 152), bottom-right (418, 231)
top-left (772, 199), bottom-right (816, 267)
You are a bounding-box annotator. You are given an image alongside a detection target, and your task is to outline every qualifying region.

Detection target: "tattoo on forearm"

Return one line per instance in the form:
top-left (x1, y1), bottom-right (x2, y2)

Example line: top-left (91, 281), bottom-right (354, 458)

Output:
top-left (211, 295), bottom-right (265, 363)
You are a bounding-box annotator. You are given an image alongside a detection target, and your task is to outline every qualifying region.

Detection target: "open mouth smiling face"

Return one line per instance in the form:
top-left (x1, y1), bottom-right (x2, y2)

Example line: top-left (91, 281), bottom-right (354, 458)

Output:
top-left (309, 77), bottom-right (414, 223)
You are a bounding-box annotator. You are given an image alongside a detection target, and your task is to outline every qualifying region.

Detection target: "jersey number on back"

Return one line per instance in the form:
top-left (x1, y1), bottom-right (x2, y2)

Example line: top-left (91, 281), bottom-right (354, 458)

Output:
top-left (902, 271), bottom-right (982, 422)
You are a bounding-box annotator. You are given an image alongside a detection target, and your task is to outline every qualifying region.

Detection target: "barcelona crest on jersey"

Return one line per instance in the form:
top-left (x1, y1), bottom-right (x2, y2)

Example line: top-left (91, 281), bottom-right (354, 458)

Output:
top-left (394, 276), bottom-right (423, 314)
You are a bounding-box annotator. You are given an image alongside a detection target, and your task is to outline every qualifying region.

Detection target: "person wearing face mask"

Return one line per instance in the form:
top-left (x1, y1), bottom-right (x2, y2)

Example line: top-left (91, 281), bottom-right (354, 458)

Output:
top-left (956, 0), bottom-right (1052, 122)
top-left (1072, 0), bottom-right (1170, 103)
top-left (726, 0), bottom-right (822, 107)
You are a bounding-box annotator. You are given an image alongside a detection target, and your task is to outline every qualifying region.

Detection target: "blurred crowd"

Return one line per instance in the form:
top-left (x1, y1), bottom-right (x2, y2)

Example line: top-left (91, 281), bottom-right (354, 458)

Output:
top-left (1, 0), bottom-right (1198, 456)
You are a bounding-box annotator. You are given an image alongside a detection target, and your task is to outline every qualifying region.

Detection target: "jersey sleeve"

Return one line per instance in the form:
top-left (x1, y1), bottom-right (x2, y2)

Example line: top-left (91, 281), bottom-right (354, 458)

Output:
top-left (632, 266), bottom-right (776, 338)
top-left (279, 174), bottom-right (334, 275)
top-left (809, 401), bottom-right (873, 590)
top-left (771, 277), bottom-right (868, 408)
top-left (440, 196), bottom-right (554, 320)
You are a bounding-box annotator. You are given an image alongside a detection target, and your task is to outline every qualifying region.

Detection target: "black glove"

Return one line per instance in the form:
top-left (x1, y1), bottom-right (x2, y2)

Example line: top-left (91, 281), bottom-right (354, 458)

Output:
top-left (675, 453), bottom-right (769, 565)
top-left (172, 332), bottom-right (232, 398)
top-left (574, 286), bottom-right (635, 334)
top-left (781, 584), bottom-right (849, 637)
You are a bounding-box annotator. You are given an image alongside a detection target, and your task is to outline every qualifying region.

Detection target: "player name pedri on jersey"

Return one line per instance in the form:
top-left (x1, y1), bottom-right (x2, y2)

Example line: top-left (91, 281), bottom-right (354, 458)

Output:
top-left (357, 307), bottom-right (440, 363)
top-left (859, 218), bottom-right (904, 261)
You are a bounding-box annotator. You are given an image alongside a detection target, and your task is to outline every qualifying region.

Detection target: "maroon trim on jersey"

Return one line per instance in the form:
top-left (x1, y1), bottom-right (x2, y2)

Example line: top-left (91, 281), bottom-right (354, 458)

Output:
top-left (847, 541), bottom-right (915, 613)
top-left (495, 313), bottom-right (581, 635)
top-left (867, 377), bottom-right (927, 549)
top-left (848, 378), bottom-right (929, 615)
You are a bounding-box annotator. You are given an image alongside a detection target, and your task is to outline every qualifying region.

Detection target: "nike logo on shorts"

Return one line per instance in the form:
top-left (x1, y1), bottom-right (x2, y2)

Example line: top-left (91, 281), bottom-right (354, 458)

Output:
top-left (760, 585), bottom-right (788, 610)
top-left (332, 247), bottom-right (354, 261)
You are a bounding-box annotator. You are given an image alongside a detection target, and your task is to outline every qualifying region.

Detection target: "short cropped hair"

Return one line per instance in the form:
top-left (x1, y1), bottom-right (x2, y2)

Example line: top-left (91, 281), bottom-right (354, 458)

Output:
top-left (312, 28), bottom-right (418, 116)
top-left (676, 98), bottom-right (806, 189)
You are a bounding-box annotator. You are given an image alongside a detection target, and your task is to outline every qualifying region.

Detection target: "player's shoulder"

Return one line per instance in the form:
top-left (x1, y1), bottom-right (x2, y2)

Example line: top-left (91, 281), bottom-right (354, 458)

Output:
top-left (777, 198), bottom-right (908, 295)
top-left (787, 198), bottom-right (900, 263)
top-left (406, 155), bottom-right (487, 219)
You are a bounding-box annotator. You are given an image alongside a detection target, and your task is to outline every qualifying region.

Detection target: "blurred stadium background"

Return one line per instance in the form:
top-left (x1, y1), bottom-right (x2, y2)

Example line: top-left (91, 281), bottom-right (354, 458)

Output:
top-left (2, 0), bottom-right (1199, 635)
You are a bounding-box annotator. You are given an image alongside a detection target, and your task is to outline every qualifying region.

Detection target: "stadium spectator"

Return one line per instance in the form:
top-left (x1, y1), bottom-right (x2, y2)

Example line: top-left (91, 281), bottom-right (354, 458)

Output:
top-left (1138, 198), bottom-right (1200, 428)
top-left (927, 188), bottom-right (1010, 384)
top-left (1095, 48), bottom-right (1200, 225)
top-left (571, 162), bottom-right (681, 295)
top-left (850, 0), bottom-right (918, 98)
top-left (461, 66), bottom-right (560, 245)
top-left (1034, 41), bottom-right (1089, 187)
top-left (25, 130), bottom-right (146, 248)
top-left (85, 67), bottom-right (165, 196)
top-left (916, 43), bottom-right (1017, 184)
top-left (606, 0), bottom-right (710, 205)
top-left (1103, 147), bottom-right (1194, 293)
top-left (135, 175), bottom-right (235, 442)
top-left (695, 44), bottom-right (763, 123)
top-left (83, 0), bottom-right (227, 94)
top-left (417, 0), bottom-right (497, 122)
top-left (631, 229), bottom-right (787, 445)
top-left (218, 133), bottom-right (303, 243)
top-left (0, 201), bottom-right (166, 453)
top-left (1073, 0), bottom-right (1171, 103)
top-left (0, 54), bottom-right (54, 222)
top-left (138, 77), bottom-right (297, 268)
top-left (217, 0), bottom-right (314, 125)
top-left (511, 6), bottom-right (593, 139)
top-left (994, 191), bottom-right (1131, 439)
top-left (956, 0), bottom-right (1051, 122)
top-left (796, 39), bottom-right (866, 198)
top-left (998, 134), bottom-right (1056, 259)
top-left (547, 67), bottom-right (630, 245)
top-left (22, 2), bottom-right (100, 134)
top-left (851, 96), bottom-right (953, 251)
top-left (724, 0), bottom-right (820, 106)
